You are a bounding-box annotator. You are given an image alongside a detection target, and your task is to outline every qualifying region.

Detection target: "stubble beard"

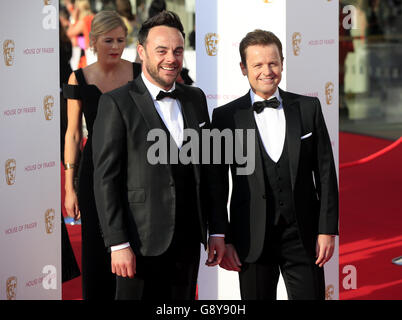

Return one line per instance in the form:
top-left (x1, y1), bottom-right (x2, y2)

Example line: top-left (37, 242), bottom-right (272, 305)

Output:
top-left (145, 62), bottom-right (180, 89)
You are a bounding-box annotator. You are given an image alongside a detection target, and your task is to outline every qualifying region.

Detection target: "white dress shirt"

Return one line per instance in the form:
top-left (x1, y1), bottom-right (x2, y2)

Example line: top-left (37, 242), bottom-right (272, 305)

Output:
top-left (251, 88), bottom-right (286, 163)
top-left (141, 73), bottom-right (184, 149)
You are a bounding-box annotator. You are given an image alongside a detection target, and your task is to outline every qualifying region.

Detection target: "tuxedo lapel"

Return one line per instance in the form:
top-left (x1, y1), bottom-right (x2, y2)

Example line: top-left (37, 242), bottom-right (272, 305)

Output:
top-left (175, 84), bottom-right (201, 183)
top-left (280, 88), bottom-right (301, 191)
top-left (128, 76), bottom-right (165, 132)
top-left (233, 92), bottom-right (265, 192)
top-left (175, 85), bottom-right (199, 135)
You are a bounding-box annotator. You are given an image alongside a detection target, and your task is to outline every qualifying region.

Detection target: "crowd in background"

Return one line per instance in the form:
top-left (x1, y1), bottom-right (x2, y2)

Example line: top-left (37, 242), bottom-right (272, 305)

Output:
top-left (60, 0), bottom-right (152, 69)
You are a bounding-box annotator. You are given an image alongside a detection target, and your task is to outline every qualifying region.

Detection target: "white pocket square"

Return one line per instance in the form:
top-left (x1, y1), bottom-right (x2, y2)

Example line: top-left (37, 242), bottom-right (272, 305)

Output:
top-left (199, 122), bottom-right (206, 127)
top-left (301, 132), bottom-right (312, 140)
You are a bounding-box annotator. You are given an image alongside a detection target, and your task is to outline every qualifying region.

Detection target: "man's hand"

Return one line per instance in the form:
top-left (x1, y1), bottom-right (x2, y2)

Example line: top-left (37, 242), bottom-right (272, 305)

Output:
top-left (315, 234), bottom-right (335, 268)
top-left (219, 244), bottom-right (242, 272)
top-left (206, 236), bottom-right (225, 266)
top-left (111, 246), bottom-right (136, 278)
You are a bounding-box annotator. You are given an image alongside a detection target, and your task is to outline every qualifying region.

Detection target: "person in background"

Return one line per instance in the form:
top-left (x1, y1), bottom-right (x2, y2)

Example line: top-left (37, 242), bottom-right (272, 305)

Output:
top-left (66, 0), bottom-right (94, 68)
top-left (101, 0), bottom-right (116, 11)
top-left (63, 10), bottom-right (141, 300)
top-left (148, 0), bottom-right (166, 19)
top-left (60, 5), bottom-right (71, 32)
top-left (59, 17), bottom-right (81, 285)
top-left (116, 0), bottom-right (140, 48)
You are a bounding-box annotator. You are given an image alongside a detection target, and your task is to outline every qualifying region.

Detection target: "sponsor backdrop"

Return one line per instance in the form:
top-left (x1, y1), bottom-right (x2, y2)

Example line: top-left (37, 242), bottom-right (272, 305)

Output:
top-left (0, 1), bottom-right (60, 299)
top-left (196, 0), bottom-right (339, 300)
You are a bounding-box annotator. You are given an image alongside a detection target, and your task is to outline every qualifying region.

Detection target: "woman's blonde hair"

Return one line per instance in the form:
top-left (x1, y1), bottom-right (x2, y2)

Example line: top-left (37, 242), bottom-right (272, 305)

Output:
top-left (76, 0), bottom-right (92, 20)
top-left (89, 10), bottom-right (128, 53)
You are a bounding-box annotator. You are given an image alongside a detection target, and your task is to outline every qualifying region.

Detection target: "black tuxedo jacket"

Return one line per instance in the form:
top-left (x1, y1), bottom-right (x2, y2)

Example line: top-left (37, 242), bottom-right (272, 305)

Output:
top-left (211, 88), bottom-right (339, 263)
top-left (92, 76), bottom-right (226, 256)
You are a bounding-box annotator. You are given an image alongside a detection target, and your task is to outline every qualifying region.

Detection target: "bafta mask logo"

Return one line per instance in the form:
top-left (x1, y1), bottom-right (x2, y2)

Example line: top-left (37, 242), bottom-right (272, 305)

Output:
top-left (6, 276), bottom-right (17, 300)
top-left (204, 33), bottom-right (219, 56)
top-left (325, 284), bottom-right (335, 300)
top-left (292, 32), bottom-right (302, 56)
top-left (325, 81), bottom-right (335, 105)
top-left (3, 39), bottom-right (15, 66)
top-left (45, 208), bottom-right (55, 234)
top-left (43, 95), bottom-right (54, 120)
top-left (44, 0), bottom-right (51, 5)
top-left (5, 159), bottom-right (16, 185)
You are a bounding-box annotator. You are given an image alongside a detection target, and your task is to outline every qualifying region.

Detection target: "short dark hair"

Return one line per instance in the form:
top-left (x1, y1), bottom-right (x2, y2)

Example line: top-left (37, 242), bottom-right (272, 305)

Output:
top-left (138, 10), bottom-right (185, 46)
top-left (239, 29), bottom-right (284, 66)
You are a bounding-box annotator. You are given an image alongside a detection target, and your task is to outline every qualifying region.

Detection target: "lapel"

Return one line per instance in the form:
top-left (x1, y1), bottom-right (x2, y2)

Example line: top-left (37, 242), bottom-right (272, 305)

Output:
top-left (128, 78), bottom-right (200, 135)
top-left (233, 92), bottom-right (265, 193)
top-left (128, 77), bottom-right (201, 183)
top-left (128, 76), bottom-right (165, 132)
top-left (175, 84), bottom-right (200, 135)
top-left (175, 84), bottom-right (201, 183)
top-left (279, 88), bottom-right (301, 191)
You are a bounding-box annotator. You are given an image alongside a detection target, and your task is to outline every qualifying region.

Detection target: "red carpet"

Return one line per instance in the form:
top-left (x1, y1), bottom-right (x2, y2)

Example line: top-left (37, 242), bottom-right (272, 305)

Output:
top-left (61, 161), bottom-right (83, 300)
top-left (61, 132), bottom-right (402, 300)
top-left (62, 224), bottom-right (82, 300)
top-left (339, 132), bottom-right (402, 300)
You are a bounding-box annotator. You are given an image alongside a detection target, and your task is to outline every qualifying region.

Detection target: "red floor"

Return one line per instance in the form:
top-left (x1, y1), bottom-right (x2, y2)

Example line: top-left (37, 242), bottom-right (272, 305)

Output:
top-left (62, 223), bottom-right (82, 300)
top-left (339, 132), bottom-right (402, 299)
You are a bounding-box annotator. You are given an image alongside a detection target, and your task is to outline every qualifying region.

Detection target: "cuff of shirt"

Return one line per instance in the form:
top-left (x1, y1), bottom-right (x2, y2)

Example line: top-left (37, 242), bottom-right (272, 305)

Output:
top-left (110, 242), bottom-right (130, 252)
top-left (210, 234), bottom-right (225, 238)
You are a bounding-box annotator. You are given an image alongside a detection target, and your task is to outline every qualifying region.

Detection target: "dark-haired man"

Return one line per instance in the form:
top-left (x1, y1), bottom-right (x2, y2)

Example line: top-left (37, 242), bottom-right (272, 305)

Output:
top-left (212, 29), bottom-right (338, 300)
top-left (92, 11), bottom-right (226, 300)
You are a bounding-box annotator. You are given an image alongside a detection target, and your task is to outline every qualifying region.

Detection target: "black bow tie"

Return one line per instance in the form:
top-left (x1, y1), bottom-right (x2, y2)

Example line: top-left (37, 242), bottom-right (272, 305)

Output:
top-left (156, 90), bottom-right (178, 100)
top-left (253, 97), bottom-right (280, 113)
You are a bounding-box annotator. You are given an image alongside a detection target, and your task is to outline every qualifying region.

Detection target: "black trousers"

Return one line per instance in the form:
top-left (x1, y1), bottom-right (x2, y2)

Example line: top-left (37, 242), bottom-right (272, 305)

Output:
top-left (115, 171), bottom-right (201, 300)
top-left (114, 198), bottom-right (201, 301)
top-left (115, 235), bottom-right (200, 300)
top-left (239, 218), bottom-right (325, 300)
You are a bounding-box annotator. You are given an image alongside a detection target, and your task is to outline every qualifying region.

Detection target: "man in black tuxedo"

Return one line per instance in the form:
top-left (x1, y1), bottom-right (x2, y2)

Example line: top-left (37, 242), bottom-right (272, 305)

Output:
top-left (212, 30), bottom-right (338, 300)
top-left (92, 11), bottom-right (225, 300)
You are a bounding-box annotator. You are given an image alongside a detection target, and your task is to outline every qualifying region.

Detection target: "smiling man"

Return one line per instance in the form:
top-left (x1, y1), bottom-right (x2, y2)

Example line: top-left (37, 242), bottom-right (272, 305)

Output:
top-left (211, 29), bottom-right (339, 300)
top-left (92, 11), bottom-right (226, 300)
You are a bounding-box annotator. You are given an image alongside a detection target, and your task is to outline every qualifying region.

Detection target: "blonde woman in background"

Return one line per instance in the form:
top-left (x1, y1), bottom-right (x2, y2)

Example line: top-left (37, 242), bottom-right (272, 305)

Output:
top-left (63, 10), bottom-right (140, 299)
top-left (66, 0), bottom-right (94, 68)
